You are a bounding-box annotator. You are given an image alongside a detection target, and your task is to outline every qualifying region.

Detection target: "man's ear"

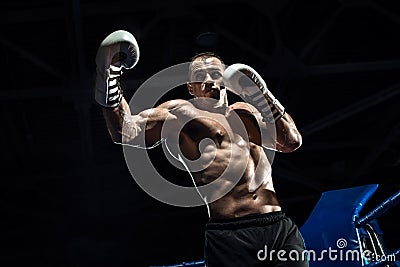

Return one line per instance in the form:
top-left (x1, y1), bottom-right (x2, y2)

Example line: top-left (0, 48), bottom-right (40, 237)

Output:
top-left (186, 82), bottom-right (194, 95)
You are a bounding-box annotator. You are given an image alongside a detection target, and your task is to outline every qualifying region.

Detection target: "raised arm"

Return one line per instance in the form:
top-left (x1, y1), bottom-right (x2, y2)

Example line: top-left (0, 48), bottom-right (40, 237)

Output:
top-left (93, 30), bottom-right (179, 148)
top-left (224, 63), bottom-right (302, 153)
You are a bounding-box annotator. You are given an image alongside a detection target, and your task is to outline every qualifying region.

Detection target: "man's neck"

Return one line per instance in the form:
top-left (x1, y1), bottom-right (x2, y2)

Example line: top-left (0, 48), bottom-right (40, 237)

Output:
top-left (191, 98), bottom-right (227, 114)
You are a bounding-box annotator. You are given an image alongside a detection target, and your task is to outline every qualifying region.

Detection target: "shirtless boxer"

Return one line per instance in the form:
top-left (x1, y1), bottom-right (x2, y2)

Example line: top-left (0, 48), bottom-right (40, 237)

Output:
top-left (94, 30), bottom-right (307, 267)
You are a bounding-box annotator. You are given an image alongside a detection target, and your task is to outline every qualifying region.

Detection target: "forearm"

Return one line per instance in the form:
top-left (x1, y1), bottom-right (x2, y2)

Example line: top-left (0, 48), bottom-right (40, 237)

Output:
top-left (102, 97), bottom-right (137, 144)
top-left (274, 112), bottom-right (302, 152)
top-left (257, 90), bottom-right (302, 152)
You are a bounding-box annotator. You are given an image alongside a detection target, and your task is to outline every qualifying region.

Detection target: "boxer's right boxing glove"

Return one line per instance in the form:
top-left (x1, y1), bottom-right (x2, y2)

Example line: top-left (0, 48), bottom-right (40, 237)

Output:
top-left (95, 30), bottom-right (140, 108)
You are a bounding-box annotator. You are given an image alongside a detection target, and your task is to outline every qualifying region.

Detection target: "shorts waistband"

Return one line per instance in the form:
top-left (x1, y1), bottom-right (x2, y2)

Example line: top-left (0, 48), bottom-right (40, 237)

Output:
top-left (206, 211), bottom-right (285, 230)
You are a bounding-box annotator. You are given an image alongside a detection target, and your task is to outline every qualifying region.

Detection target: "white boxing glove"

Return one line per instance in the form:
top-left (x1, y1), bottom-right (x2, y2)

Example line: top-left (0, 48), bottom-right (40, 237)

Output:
top-left (95, 30), bottom-right (140, 107)
top-left (223, 63), bottom-right (285, 122)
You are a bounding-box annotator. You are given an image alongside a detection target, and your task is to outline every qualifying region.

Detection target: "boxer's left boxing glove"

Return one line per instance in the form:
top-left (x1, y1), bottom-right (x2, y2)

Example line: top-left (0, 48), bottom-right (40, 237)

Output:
top-left (223, 63), bottom-right (285, 122)
top-left (95, 30), bottom-right (140, 108)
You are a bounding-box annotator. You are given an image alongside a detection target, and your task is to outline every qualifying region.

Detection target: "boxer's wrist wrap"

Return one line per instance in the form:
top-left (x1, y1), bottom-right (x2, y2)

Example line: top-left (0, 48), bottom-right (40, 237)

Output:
top-left (105, 65), bottom-right (123, 107)
top-left (95, 64), bottom-right (123, 108)
top-left (238, 69), bottom-right (286, 123)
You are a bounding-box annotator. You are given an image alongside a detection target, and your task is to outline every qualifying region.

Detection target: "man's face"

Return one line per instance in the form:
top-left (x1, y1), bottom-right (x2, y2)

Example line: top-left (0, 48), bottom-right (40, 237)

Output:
top-left (187, 57), bottom-right (225, 100)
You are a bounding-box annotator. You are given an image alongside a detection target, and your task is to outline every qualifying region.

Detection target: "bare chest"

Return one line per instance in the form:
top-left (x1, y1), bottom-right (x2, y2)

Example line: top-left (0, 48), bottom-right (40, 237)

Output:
top-left (173, 104), bottom-right (246, 146)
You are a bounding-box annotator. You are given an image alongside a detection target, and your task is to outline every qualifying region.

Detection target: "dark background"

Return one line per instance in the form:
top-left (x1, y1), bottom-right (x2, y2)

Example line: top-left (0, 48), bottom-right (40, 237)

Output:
top-left (1, 0), bottom-right (400, 266)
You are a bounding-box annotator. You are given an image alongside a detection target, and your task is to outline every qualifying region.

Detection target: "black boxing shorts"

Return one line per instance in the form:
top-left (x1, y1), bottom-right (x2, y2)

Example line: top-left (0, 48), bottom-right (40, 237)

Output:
top-left (204, 211), bottom-right (308, 267)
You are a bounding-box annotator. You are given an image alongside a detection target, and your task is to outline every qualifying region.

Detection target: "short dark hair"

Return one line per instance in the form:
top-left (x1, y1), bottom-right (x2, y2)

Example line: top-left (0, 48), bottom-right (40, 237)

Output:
top-left (190, 51), bottom-right (224, 65)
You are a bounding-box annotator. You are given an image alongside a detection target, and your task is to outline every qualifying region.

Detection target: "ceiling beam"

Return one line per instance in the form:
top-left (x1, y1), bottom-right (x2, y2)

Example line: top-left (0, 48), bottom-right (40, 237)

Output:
top-left (306, 60), bottom-right (400, 75)
top-left (0, 37), bottom-right (65, 80)
top-left (300, 82), bottom-right (400, 136)
top-left (300, 6), bottom-right (344, 60)
top-left (349, 120), bottom-right (400, 184)
top-left (64, 0), bottom-right (93, 167)
top-left (0, 1), bottom-right (243, 25)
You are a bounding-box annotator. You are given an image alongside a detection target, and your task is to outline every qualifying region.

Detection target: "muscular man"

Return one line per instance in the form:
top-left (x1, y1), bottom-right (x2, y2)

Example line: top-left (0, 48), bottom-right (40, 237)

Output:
top-left (95, 30), bottom-right (307, 266)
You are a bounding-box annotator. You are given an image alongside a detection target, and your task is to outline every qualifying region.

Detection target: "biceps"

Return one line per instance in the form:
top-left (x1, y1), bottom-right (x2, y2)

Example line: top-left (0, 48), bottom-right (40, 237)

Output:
top-left (122, 110), bottom-right (176, 148)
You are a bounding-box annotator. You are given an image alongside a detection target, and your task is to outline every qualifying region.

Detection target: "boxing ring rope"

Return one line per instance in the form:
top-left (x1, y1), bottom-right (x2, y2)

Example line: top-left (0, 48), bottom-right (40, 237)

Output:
top-left (356, 189), bottom-right (400, 227)
top-left (150, 260), bottom-right (205, 267)
top-left (356, 189), bottom-right (400, 267)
